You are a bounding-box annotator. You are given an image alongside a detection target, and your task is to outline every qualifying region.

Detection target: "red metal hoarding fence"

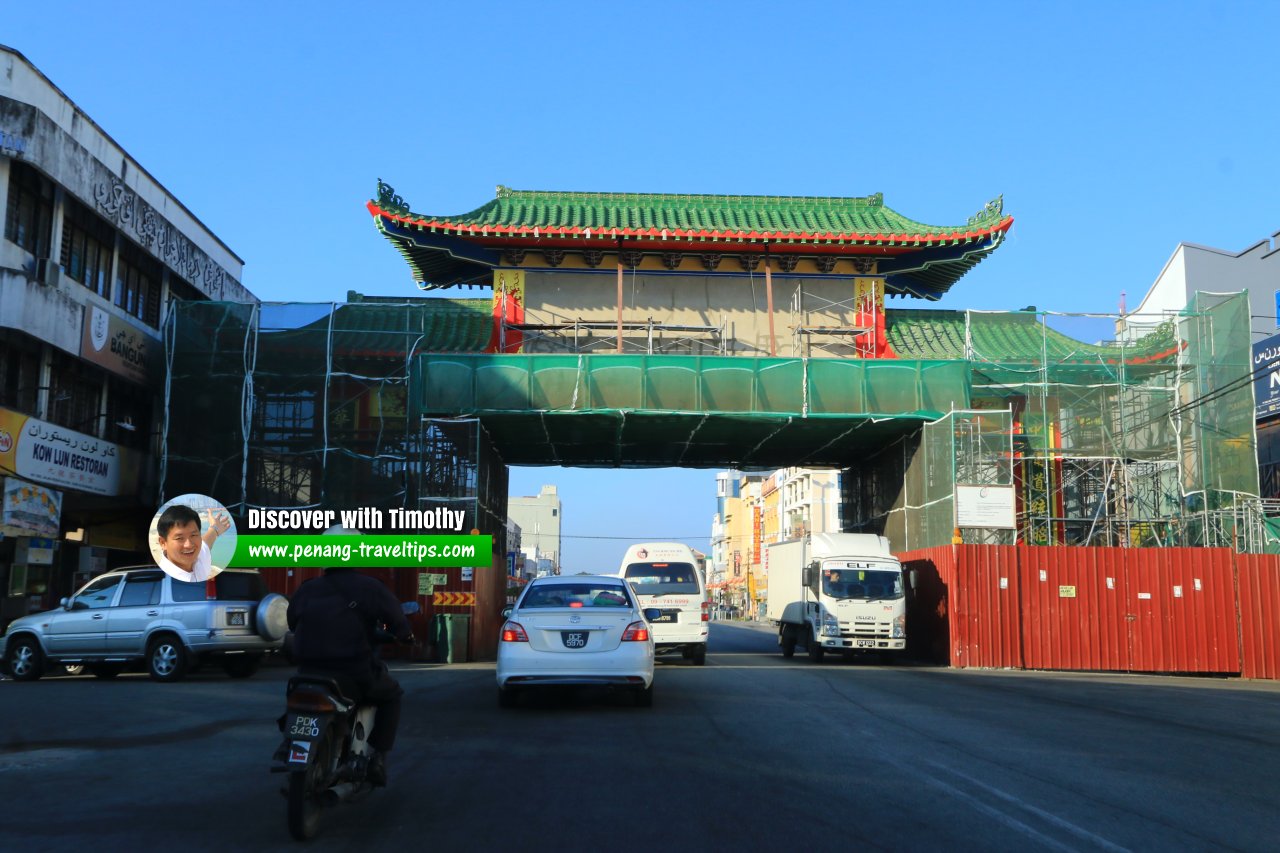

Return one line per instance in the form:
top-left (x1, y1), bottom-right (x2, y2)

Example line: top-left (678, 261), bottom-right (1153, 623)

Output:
top-left (899, 545), bottom-right (1273, 677)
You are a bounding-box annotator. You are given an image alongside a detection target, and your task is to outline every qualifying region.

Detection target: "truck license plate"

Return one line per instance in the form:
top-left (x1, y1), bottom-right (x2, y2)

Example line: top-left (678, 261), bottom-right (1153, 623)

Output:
top-left (856, 639), bottom-right (876, 648)
top-left (228, 611), bottom-right (246, 626)
top-left (651, 610), bottom-right (678, 623)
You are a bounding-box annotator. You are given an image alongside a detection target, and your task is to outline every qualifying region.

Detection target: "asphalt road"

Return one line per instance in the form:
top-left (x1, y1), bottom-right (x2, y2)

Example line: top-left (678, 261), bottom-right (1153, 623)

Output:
top-left (2, 621), bottom-right (1278, 851)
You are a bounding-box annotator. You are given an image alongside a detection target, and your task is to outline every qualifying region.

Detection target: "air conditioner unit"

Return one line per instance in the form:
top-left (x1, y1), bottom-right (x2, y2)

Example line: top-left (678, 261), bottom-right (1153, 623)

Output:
top-left (33, 256), bottom-right (59, 286)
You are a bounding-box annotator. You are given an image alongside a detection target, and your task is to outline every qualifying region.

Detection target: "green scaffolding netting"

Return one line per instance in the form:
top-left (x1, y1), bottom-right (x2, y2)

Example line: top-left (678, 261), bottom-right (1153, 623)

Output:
top-left (848, 292), bottom-right (1262, 550)
top-left (162, 291), bottom-right (1264, 551)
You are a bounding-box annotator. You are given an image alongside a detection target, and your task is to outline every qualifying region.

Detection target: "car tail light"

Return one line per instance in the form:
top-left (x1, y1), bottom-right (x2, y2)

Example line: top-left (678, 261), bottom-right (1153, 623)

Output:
top-left (501, 621), bottom-right (528, 642)
top-left (701, 600), bottom-right (710, 622)
top-left (621, 621), bottom-right (650, 642)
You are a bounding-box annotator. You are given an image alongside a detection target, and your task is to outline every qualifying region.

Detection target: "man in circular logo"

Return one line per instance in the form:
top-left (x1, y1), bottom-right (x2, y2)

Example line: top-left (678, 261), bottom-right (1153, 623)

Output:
top-left (154, 504), bottom-right (231, 581)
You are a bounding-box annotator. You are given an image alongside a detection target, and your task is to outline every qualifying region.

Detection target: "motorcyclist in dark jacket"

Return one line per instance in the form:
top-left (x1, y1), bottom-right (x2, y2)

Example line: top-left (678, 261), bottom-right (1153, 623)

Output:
top-left (285, 527), bottom-right (412, 786)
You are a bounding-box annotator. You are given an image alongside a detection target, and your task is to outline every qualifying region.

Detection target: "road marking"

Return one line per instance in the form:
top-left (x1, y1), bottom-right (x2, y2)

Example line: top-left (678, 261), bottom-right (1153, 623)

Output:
top-left (0, 748), bottom-right (91, 772)
top-left (926, 761), bottom-right (1132, 853)
top-left (909, 766), bottom-right (1081, 852)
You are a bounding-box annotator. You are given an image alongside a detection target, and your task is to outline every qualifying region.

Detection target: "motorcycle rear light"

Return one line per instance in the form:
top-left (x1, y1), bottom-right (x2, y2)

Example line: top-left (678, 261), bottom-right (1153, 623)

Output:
top-left (621, 621), bottom-right (650, 642)
top-left (501, 621), bottom-right (528, 642)
top-left (701, 600), bottom-right (710, 622)
top-left (288, 690), bottom-right (337, 713)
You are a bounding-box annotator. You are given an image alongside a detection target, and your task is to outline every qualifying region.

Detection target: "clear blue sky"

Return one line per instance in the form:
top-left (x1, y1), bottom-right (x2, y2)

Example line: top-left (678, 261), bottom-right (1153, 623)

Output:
top-left (8, 1), bottom-right (1278, 570)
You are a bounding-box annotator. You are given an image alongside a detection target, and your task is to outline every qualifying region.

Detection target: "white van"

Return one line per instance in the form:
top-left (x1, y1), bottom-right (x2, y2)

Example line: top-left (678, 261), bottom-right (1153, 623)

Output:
top-left (617, 542), bottom-right (709, 665)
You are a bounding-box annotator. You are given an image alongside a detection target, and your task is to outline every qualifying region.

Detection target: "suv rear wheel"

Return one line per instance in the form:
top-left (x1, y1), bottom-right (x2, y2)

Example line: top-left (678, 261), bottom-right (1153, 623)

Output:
top-left (6, 636), bottom-right (45, 681)
top-left (147, 634), bottom-right (188, 682)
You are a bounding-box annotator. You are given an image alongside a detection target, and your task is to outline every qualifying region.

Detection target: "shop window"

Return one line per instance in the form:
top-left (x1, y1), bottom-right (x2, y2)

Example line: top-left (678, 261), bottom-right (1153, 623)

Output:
top-left (48, 349), bottom-right (105, 435)
top-left (106, 374), bottom-right (155, 449)
top-left (4, 161), bottom-right (54, 258)
top-left (116, 242), bottom-right (161, 328)
top-left (165, 272), bottom-right (205, 325)
top-left (0, 329), bottom-right (42, 416)
top-left (60, 197), bottom-right (115, 298)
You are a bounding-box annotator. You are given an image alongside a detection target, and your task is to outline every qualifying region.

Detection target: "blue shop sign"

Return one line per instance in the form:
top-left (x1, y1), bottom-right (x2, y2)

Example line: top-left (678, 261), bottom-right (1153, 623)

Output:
top-left (1253, 333), bottom-right (1280, 420)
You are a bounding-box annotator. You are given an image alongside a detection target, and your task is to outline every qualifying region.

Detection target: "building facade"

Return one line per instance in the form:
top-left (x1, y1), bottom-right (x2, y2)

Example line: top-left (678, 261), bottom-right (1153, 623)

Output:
top-left (0, 45), bottom-right (252, 627)
top-left (1126, 231), bottom-right (1280, 505)
top-left (507, 484), bottom-right (561, 575)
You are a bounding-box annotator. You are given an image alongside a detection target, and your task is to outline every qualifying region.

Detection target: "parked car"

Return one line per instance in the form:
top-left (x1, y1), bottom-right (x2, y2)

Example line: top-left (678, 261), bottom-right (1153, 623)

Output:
top-left (496, 573), bottom-right (661, 708)
top-left (2, 566), bottom-right (288, 682)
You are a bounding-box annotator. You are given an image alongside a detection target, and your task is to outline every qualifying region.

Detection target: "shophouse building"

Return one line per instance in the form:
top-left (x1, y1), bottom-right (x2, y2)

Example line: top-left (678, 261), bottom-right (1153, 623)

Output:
top-left (0, 45), bottom-right (253, 626)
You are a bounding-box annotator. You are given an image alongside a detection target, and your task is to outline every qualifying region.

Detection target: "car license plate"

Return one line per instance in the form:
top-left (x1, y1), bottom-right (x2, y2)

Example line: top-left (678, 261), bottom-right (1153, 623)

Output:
top-left (651, 610), bottom-right (678, 623)
top-left (856, 639), bottom-right (876, 648)
top-left (561, 631), bottom-right (588, 649)
top-left (227, 610), bottom-right (246, 626)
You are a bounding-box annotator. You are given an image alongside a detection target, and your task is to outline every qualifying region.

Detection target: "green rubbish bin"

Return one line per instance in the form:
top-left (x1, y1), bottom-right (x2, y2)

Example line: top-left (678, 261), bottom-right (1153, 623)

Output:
top-left (436, 613), bottom-right (470, 664)
top-left (431, 613), bottom-right (448, 662)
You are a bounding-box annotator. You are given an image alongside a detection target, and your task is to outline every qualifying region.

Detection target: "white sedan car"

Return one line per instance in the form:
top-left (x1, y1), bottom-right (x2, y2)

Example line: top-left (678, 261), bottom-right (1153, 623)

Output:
top-left (497, 574), bottom-right (659, 708)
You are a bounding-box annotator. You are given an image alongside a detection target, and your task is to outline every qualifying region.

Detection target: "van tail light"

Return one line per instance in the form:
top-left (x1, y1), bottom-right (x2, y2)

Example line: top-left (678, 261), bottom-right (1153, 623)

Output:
top-left (501, 621), bottom-right (528, 642)
top-left (701, 600), bottom-right (710, 622)
top-left (621, 621), bottom-right (650, 642)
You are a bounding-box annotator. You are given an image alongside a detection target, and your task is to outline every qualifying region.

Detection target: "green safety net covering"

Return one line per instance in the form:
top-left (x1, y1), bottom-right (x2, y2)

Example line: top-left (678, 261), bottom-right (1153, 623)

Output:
top-left (1178, 291), bottom-right (1261, 546)
top-left (163, 293), bottom-right (1263, 551)
top-left (162, 301), bottom-right (508, 556)
top-left (409, 354), bottom-right (971, 468)
top-left (851, 293), bottom-right (1262, 551)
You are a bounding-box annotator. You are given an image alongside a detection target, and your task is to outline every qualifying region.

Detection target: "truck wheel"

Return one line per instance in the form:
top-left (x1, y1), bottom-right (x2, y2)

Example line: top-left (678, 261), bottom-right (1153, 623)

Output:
top-left (691, 645), bottom-right (707, 666)
top-left (780, 626), bottom-right (797, 658)
top-left (807, 633), bottom-right (825, 663)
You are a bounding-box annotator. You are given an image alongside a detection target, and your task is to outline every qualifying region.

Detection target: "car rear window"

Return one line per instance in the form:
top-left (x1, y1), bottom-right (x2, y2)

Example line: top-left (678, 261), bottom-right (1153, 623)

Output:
top-left (170, 572), bottom-right (268, 602)
top-left (624, 562), bottom-right (700, 595)
top-left (520, 583), bottom-right (632, 608)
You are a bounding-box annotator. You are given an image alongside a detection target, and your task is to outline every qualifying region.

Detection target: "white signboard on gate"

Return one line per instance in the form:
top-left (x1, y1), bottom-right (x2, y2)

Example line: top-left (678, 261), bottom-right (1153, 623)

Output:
top-left (955, 485), bottom-right (1017, 529)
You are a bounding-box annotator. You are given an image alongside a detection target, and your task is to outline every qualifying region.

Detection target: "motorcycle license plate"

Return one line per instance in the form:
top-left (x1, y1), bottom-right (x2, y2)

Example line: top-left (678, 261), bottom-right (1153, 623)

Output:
top-left (856, 639), bottom-right (876, 648)
top-left (286, 714), bottom-right (322, 765)
top-left (561, 631), bottom-right (588, 649)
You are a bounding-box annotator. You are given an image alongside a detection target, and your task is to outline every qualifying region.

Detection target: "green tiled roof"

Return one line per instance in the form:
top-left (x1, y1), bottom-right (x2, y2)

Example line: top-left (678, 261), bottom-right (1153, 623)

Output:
top-left (373, 183), bottom-right (1010, 245)
top-left (886, 310), bottom-right (1180, 368)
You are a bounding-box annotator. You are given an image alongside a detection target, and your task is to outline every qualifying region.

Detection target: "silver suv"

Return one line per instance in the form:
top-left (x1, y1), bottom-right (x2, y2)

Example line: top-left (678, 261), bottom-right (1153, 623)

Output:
top-left (2, 567), bottom-right (288, 682)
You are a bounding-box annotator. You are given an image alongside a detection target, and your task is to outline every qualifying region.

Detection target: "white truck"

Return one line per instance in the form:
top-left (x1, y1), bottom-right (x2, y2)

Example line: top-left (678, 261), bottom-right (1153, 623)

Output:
top-left (765, 533), bottom-right (910, 663)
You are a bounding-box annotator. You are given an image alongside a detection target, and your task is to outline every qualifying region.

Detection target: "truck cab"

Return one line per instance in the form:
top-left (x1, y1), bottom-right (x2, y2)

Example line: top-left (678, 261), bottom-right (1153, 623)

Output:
top-left (768, 533), bottom-right (908, 663)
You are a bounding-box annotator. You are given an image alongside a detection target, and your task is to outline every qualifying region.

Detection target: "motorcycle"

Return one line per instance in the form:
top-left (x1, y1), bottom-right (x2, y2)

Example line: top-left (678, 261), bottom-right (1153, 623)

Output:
top-left (273, 672), bottom-right (379, 840)
top-left (271, 628), bottom-right (410, 841)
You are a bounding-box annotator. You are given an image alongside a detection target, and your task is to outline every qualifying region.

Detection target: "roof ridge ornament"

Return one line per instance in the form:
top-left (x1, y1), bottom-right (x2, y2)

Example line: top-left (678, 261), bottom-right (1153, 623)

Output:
top-left (376, 179), bottom-right (410, 217)
top-left (496, 184), bottom-right (512, 198)
top-left (967, 195), bottom-right (1004, 226)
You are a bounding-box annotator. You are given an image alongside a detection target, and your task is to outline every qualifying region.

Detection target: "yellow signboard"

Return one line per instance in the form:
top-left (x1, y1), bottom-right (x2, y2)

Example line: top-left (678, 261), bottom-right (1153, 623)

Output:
top-left (1059, 585), bottom-right (1077, 598)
